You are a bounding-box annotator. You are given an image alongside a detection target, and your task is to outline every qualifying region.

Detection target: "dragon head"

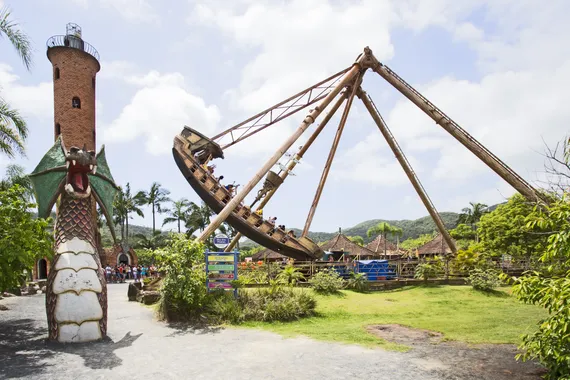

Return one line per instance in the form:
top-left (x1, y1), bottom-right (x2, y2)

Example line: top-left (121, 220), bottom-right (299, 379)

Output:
top-left (64, 145), bottom-right (97, 199)
top-left (29, 136), bottom-right (119, 241)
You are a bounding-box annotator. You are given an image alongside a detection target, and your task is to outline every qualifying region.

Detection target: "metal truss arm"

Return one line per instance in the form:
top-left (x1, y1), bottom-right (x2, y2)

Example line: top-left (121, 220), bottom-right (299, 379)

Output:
top-left (212, 67), bottom-right (351, 150)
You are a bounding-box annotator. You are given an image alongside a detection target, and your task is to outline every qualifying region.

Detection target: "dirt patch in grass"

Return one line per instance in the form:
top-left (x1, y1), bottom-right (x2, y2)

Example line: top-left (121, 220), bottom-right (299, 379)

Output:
top-left (367, 324), bottom-right (547, 380)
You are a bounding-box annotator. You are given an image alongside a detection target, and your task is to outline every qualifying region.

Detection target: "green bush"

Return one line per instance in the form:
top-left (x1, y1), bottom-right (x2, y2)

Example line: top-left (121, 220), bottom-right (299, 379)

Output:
top-left (276, 264), bottom-right (305, 285)
top-left (346, 272), bottom-right (369, 292)
top-left (239, 286), bottom-right (316, 322)
top-left (155, 234), bottom-right (208, 321)
top-left (414, 258), bottom-right (443, 282)
top-left (467, 268), bottom-right (501, 291)
top-left (206, 285), bottom-right (316, 323)
top-left (309, 269), bottom-right (345, 294)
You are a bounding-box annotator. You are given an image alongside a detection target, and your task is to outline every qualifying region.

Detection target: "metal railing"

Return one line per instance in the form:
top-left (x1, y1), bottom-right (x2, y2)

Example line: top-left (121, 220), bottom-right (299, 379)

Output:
top-left (46, 35), bottom-right (100, 61)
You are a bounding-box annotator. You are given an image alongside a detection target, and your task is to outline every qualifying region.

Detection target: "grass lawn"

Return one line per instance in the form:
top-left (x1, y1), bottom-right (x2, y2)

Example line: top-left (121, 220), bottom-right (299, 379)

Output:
top-left (241, 285), bottom-right (546, 349)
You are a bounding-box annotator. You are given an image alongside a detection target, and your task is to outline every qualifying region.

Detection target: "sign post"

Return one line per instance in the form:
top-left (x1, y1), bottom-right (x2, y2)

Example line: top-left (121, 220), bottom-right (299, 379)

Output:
top-left (205, 245), bottom-right (238, 297)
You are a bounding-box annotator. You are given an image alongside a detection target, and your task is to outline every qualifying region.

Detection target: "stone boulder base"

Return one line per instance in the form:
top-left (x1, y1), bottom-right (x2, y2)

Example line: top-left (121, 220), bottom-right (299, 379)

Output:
top-left (137, 291), bottom-right (160, 305)
top-left (127, 283), bottom-right (140, 301)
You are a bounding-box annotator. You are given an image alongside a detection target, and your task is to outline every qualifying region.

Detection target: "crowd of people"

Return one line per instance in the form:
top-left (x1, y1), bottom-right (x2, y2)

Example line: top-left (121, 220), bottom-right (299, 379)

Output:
top-left (104, 263), bottom-right (158, 284)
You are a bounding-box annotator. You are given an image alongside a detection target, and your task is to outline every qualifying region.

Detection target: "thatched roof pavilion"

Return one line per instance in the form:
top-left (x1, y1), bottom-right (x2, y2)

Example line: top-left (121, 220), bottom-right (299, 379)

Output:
top-left (251, 248), bottom-right (287, 261)
top-left (320, 234), bottom-right (375, 258)
top-left (366, 235), bottom-right (398, 256)
top-left (417, 234), bottom-right (456, 256)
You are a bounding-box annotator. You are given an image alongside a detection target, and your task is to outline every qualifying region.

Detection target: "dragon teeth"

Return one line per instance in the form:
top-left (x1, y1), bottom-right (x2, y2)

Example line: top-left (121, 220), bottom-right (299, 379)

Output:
top-left (92, 165), bottom-right (97, 174)
top-left (72, 160), bottom-right (76, 166)
top-left (89, 165), bottom-right (93, 171)
top-left (66, 161), bottom-right (70, 168)
top-left (65, 184), bottom-right (74, 194)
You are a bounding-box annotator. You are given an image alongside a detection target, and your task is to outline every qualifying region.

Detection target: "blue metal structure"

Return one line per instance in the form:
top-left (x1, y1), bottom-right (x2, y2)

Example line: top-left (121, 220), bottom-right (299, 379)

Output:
top-left (355, 259), bottom-right (397, 280)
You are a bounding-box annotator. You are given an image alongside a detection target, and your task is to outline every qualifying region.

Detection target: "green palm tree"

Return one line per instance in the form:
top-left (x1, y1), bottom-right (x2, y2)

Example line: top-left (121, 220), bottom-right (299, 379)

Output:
top-left (276, 264), bottom-right (305, 286)
top-left (0, 6), bottom-right (32, 158)
top-left (136, 182), bottom-right (170, 234)
top-left (185, 201), bottom-right (214, 234)
top-left (459, 202), bottom-right (489, 228)
top-left (392, 226), bottom-right (403, 251)
top-left (348, 235), bottom-right (364, 246)
top-left (162, 198), bottom-right (191, 233)
top-left (367, 221), bottom-right (395, 256)
top-left (0, 164), bottom-right (33, 200)
top-left (124, 183), bottom-right (145, 244)
top-left (113, 186), bottom-right (128, 242)
top-left (134, 231), bottom-right (166, 250)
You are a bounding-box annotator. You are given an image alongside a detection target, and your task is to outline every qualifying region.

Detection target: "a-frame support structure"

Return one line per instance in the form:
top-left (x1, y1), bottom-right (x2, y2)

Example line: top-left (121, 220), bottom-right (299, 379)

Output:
top-left (188, 47), bottom-right (543, 257)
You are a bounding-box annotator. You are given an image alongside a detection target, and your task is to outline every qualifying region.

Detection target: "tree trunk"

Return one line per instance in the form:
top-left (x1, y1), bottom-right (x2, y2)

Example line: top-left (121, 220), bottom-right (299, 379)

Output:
top-left (384, 232), bottom-right (387, 257)
top-left (152, 203), bottom-right (156, 234)
top-left (121, 217), bottom-right (125, 243)
top-left (177, 217), bottom-right (181, 233)
top-left (126, 215), bottom-right (129, 245)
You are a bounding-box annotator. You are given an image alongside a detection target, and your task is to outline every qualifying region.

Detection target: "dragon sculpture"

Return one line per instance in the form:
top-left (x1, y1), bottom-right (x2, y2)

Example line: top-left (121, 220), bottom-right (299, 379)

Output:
top-left (30, 136), bottom-right (118, 343)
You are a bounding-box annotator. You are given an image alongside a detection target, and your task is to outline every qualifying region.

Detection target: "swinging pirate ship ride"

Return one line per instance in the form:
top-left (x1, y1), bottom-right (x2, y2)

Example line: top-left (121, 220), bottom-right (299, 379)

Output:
top-left (173, 47), bottom-right (545, 261)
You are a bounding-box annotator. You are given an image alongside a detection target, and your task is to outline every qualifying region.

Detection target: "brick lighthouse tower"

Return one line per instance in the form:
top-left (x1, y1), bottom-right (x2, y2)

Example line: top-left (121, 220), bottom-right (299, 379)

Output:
top-left (47, 23), bottom-right (100, 150)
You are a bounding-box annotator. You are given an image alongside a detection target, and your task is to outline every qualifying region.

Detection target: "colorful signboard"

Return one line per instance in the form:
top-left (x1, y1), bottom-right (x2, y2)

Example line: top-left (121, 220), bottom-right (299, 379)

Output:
top-left (205, 250), bottom-right (238, 297)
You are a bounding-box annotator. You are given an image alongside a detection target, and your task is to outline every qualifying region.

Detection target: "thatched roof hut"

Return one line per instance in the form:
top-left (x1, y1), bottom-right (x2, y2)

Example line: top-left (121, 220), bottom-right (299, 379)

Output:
top-left (251, 248), bottom-right (287, 261)
top-left (320, 234), bottom-right (375, 258)
top-left (366, 235), bottom-right (398, 256)
top-left (417, 234), bottom-right (456, 256)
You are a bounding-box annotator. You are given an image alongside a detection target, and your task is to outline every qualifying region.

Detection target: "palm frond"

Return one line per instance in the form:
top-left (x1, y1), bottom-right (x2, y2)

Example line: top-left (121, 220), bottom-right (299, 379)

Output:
top-left (0, 100), bottom-right (27, 158)
top-left (0, 7), bottom-right (33, 71)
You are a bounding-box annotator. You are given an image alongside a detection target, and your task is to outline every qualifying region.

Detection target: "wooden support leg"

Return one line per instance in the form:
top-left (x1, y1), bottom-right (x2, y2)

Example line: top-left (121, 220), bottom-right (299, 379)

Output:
top-left (358, 88), bottom-right (457, 254)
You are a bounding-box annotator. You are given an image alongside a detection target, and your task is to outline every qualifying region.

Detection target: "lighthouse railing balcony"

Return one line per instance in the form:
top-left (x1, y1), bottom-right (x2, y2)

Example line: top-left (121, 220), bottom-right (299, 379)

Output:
top-left (47, 35), bottom-right (100, 61)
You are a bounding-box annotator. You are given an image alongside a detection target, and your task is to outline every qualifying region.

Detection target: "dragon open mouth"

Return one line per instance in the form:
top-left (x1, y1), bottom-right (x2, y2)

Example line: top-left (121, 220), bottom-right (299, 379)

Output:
top-left (64, 148), bottom-right (97, 198)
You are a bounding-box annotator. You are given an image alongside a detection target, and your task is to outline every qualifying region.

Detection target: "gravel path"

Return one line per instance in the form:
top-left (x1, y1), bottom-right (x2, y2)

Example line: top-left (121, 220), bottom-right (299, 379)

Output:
top-left (0, 283), bottom-right (542, 380)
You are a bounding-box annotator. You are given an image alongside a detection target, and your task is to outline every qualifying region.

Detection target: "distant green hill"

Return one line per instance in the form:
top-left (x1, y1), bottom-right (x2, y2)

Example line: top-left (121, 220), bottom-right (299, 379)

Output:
top-left (35, 208), bottom-right (471, 250)
top-left (239, 212), bottom-right (460, 249)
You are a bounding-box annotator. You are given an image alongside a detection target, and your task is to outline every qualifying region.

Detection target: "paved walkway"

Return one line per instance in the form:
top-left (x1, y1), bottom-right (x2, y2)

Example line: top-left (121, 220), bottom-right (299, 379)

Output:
top-left (0, 283), bottom-right (540, 380)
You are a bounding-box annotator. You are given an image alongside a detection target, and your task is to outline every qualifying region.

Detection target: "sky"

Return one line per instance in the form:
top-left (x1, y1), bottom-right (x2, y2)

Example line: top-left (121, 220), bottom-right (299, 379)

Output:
top-left (1, 0), bottom-right (569, 234)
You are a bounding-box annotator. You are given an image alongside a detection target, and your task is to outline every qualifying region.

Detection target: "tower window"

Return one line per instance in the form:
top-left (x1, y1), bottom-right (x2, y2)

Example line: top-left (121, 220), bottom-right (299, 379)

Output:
top-left (54, 67), bottom-right (60, 80)
top-left (55, 123), bottom-right (61, 136)
top-left (72, 97), bottom-right (81, 109)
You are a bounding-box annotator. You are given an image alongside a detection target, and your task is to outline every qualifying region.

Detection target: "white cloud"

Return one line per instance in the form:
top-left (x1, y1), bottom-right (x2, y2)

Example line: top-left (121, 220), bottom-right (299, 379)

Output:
top-left (0, 63), bottom-right (53, 120)
top-left (100, 0), bottom-right (159, 23)
top-left (190, 0), bottom-right (398, 156)
top-left (333, 131), bottom-right (424, 186)
top-left (65, 0), bottom-right (159, 23)
top-left (100, 70), bottom-right (220, 155)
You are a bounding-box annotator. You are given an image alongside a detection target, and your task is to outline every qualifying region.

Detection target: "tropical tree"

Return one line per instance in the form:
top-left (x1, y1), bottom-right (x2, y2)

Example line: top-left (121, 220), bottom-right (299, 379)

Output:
top-left (0, 185), bottom-right (52, 291)
top-left (0, 164), bottom-right (33, 200)
top-left (162, 198), bottom-right (191, 233)
top-left (459, 202), bottom-right (489, 228)
top-left (136, 182), bottom-right (170, 234)
top-left (478, 194), bottom-right (548, 259)
top-left (367, 222), bottom-right (395, 256)
top-left (185, 201), bottom-right (214, 234)
top-left (113, 183), bottom-right (145, 244)
top-left (392, 226), bottom-right (403, 250)
top-left (123, 183), bottom-right (145, 244)
top-left (276, 264), bottom-right (305, 286)
top-left (0, 6), bottom-right (32, 158)
top-left (134, 231), bottom-right (167, 250)
top-left (348, 235), bottom-right (364, 246)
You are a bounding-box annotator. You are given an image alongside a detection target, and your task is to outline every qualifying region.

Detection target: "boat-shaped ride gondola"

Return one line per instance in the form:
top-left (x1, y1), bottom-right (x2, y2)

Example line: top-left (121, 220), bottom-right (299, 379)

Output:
top-left (173, 127), bottom-right (323, 261)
